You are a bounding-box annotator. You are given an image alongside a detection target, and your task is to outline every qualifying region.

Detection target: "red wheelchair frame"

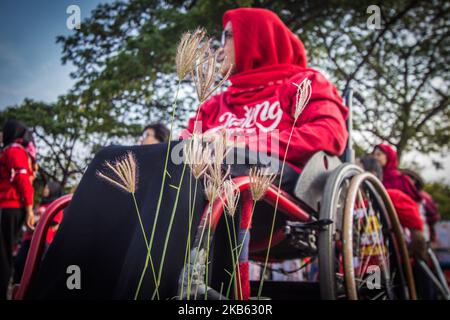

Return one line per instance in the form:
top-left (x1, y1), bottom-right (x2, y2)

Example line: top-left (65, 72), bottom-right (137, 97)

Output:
top-left (14, 90), bottom-right (418, 300)
top-left (176, 175), bottom-right (321, 300)
top-left (13, 194), bottom-right (73, 300)
top-left (11, 89), bottom-right (353, 300)
top-left (13, 177), bottom-right (311, 300)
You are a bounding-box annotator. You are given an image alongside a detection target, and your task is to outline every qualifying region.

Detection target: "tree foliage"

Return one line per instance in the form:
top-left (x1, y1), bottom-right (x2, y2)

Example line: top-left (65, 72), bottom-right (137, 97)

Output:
top-left (425, 182), bottom-right (450, 220)
top-left (0, 95), bottom-right (139, 187)
top-left (1, 0), bottom-right (449, 187)
top-left (57, 0), bottom-right (449, 158)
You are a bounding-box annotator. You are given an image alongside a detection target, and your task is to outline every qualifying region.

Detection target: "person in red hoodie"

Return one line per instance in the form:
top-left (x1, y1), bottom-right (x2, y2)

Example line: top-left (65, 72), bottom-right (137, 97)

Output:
top-left (182, 8), bottom-right (348, 300)
top-left (357, 155), bottom-right (427, 259)
top-left (400, 169), bottom-right (441, 242)
top-left (0, 119), bottom-right (35, 299)
top-left (373, 143), bottom-right (422, 203)
top-left (183, 8), bottom-right (348, 179)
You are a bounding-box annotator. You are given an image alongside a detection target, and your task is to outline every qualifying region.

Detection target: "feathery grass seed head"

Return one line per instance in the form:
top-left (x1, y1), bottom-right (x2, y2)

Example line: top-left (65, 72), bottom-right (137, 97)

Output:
top-left (249, 167), bottom-right (276, 201)
top-left (97, 152), bottom-right (138, 194)
top-left (292, 78), bottom-right (312, 120)
top-left (221, 179), bottom-right (240, 217)
top-left (176, 28), bottom-right (208, 81)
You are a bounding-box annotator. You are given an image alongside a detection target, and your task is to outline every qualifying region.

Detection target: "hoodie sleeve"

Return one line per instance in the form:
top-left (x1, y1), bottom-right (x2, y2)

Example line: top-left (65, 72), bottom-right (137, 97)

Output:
top-left (387, 189), bottom-right (423, 231)
top-left (250, 71), bottom-right (348, 170)
top-left (5, 146), bottom-right (34, 206)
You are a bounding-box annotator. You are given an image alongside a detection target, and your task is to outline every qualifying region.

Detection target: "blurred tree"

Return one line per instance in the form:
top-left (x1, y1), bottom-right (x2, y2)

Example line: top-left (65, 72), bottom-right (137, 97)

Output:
top-left (425, 182), bottom-right (450, 220)
top-left (0, 95), bottom-right (140, 188)
top-left (300, 0), bottom-right (450, 160)
top-left (57, 0), bottom-right (449, 162)
top-left (2, 0), bottom-right (448, 186)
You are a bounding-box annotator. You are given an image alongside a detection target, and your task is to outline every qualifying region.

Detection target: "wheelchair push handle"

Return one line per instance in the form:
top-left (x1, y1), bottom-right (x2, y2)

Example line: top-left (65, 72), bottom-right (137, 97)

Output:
top-left (343, 88), bottom-right (355, 164)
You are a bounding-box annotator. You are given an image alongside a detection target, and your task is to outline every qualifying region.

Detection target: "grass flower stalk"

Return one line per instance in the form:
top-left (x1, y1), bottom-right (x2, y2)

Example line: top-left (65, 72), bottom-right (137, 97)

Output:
top-left (257, 78), bottom-right (312, 299)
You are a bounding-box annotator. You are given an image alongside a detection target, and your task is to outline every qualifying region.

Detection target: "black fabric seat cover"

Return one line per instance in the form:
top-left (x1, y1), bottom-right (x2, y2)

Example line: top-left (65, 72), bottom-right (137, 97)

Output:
top-left (28, 142), bottom-right (206, 299)
top-left (27, 142), bottom-right (301, 299)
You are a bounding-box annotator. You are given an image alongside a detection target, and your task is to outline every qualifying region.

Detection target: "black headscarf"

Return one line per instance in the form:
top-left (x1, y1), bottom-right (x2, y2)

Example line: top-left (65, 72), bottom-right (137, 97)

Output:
top-left (2, 119), bottom-right (31, 147)
top-left (41, 180), bottom-right (63, 205)
top-left (359, 154), bottom-right (383, 180)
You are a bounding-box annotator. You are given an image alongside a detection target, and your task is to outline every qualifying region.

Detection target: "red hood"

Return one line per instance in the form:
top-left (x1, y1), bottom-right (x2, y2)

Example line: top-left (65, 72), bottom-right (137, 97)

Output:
top-left (375, 143), bottom-right (422, 202)
top-left (223, 8), bottom-right (307, 73)
top-left (376, 143), bottom-right (398, 173)
top-left (223, 8), bottom-right (307, 90)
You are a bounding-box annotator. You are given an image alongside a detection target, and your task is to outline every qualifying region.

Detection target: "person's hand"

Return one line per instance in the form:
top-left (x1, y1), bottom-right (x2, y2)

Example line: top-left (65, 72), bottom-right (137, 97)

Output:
top-left (25, 206), bottom-right (35, 230)
top-left (410, 229), bottom-right (428, 261)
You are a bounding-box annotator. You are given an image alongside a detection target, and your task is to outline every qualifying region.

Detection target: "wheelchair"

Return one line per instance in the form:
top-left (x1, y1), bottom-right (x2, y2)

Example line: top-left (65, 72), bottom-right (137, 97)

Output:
top-left (14, 90), bottom-right (424, 300)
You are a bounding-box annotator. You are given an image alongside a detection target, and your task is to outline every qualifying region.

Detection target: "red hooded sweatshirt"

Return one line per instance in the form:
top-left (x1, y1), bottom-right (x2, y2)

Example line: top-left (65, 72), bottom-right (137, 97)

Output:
top-left (375, 144), bottom-right (422, 203)
top-left (387, 189), bottom-right (423, 231)
top-left (184, 8), bottom-right (348, 172)
top-left (0, 143), bottom-right (34, 208)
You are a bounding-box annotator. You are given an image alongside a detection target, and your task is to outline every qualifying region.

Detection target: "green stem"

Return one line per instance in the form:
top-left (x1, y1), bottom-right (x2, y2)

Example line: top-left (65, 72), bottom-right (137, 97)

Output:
top-left (132, 193), bottom-right (148, 246)
top-left (226, 201), bottom-right (256, 299)
top-left (257, 124), bottom-right (296, 299)
top-left (219, 282), bottom-right (224, 300)
top-left (230, 209), bottom-right (240, 298)
top-left (204, 194), bottom-right (213, 300)
top-left (223, 211), bottom-right (238, 299)
top-left (179, 173), bottom-right (193, 300)
top-left (193, 208), bottom-right (211, 299)
top-left (180, 177), bottom-right (198, 300)
top-left (151, 162), bottom-right (187, 299)
top-left (134, 81), bottom-right (181, 299)
top-left (199, 184), bottom-right (222, 300)
top-left (131, 193), bottom-right (159, 300)
top-left (190, 203), bottom-right (212, 300)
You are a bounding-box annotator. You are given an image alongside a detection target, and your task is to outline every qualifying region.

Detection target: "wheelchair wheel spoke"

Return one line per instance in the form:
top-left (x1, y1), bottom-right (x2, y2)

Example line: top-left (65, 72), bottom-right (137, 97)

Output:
top-left (345, 181), bottom-right (403, 300)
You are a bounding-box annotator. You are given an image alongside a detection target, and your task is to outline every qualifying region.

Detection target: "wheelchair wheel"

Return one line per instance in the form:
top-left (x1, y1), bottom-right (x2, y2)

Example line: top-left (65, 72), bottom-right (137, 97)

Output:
top-left (318, 163), bottom-right (363, 299)
top-left (342, 172), bottom-right (416, 299)
top-left (416, 247), bottom-right (450, 300)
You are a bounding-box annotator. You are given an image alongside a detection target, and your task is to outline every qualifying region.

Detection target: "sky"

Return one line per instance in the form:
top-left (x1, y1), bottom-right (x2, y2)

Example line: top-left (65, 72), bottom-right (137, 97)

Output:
top-left (0, 0), bottom-right (113, 108)
top-left (0, 0), bottom-right (449, 184)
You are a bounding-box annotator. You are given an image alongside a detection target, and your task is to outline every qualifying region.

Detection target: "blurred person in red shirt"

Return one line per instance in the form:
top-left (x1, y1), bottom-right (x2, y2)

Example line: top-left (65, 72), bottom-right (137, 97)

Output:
top-left (0, 119), bottom-right (36, 299)
top-left (357, 155), bottom-right (427, 260)
top-left (401, 168), bottom-right (441, 242)
top-left (373, 144), bottom-right (422, 202)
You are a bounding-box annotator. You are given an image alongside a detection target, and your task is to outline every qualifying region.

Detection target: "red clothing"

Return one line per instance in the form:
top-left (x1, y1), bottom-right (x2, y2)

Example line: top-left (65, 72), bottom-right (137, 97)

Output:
top-left (0, 143), bottom-right (34, 208)
top-left (22, 203), bottom-right (64, 244)
top-left (376, 144), bottom-right (422, 203)
top-left (420, 190), bottom-right (441, 224)
top-left (46, 210), bottom-right (63, 244)
top-left (387, 189), bottom-right (423, 231)
top-left (184, 8), bottom-right (348, 172)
